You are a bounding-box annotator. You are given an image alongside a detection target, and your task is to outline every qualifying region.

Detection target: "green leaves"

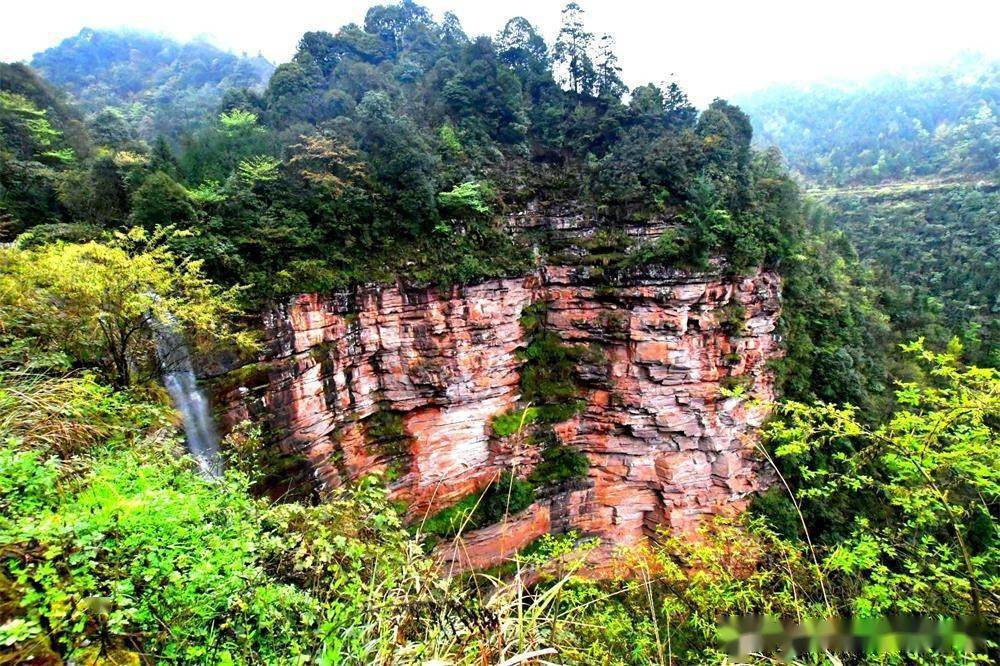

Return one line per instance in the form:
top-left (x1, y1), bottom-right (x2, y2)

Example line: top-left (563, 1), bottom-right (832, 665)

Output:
top-left (218, 109), bottom-right (260, 133)
top-left (0, 233), bottom-right (253, 387)
top-left (765, 340), bottom-right (1000, 618)
top-left (236, 155), bottom-right (282, 184)
top-left (419, 472), bottom-right (536, 539)
top-left (436, 180), bottom-right (491, 218)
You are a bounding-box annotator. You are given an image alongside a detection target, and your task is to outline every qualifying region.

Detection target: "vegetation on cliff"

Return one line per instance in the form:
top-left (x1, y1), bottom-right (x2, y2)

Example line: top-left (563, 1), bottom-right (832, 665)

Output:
top-left (3, 1), bottom-right (799, 300)
top-left (2, 336), bottom-right (995, 663)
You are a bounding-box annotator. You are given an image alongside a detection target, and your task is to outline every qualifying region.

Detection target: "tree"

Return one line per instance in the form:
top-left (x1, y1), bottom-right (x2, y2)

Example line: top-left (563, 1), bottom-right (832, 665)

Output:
top-left (357, 91), bottom-right (439, 232)
top-left (497, 17), bottom-right (548, 78)
top-left (89, 107), bottom-right (136, 149)
top-left (264, 56), bottom-right (326, 125)
top-left (697, 98), bottom-right (754, 208)
top-left (594, 33), bottom-right (625, 99)
top-left (55, 153), bottom-right (131, 228)
top-left (0, 229), bottom-right (250, 387)
top-left (440, 11), bottom-right (468, 48)
top-left (663, 81), bottom-right (697, 129)
top-left (296, 31), bottom-right (340, 77)
top-left (149, 136), bottom-right (180, 177)
top-left (767, 339), bottom-right (1000, 618)
top-left (131, 171), bottom-right (195, 230)
top-left (553, 3), bottom-right (595, 95)
top-left (363, 0), bottom-right (433, 56)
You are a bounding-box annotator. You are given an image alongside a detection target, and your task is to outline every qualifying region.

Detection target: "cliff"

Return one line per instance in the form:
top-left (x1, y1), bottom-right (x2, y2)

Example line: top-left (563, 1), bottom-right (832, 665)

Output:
top-left (219, 264), bottom-right (783, 570)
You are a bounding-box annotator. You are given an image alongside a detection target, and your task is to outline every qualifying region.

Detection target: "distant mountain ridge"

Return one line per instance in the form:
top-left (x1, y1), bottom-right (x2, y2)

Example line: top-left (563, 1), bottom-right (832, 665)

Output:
top-left (738, 55), bottom-right (999, 187)
top-left (30, 28), bottom-right (274, 142)
top-left (738, 56), bottom-right (999, 366)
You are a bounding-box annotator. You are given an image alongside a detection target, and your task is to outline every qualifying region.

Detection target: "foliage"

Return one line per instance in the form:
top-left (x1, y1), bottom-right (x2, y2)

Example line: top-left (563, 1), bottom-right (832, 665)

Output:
top-left (0, 425), bottom-right (445, 663)
top-left (765, 339), bottom-right (1000, 619)
top-left (740, 56), bottom-right (1000, 185)
top-left (0, 231), bottom-right (251, 386)
top-left (0, 66), bottom-right (87, 237)
top-left (4, 5), bottom-right (996, 664)
top-left (773, 200), bottom-right (894, 411)
top-left (2, 3), bottom-right (808, 298)
top-left (130, 170), bottom-right (196, 229)
top-left (491, 406), bottom-right (541, 437)
top-left (436, 180), bottom-right (491, 217)
top-left (31, 29), bottom-right (274, 143)
top-left (518, 330), bottom-right (583, 406)
top-left (420, 472), bottom-right (536, 539)
top-left (527, 443), bottom-right (590, 486)
top-left (236, 155), bottom-right (282, 184)
top-left (742, 58), bottom-right (998, 367)
top-left (818, 182), bottom-right (999, 367)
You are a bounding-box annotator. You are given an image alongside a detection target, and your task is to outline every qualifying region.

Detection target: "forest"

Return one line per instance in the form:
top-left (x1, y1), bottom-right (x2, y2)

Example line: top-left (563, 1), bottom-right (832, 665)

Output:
top-left (742, 60), bottom-right (999, 369)
top-left (0, 2), bottom-right (997, 664)
top-left (739, 56), bottom-right (999, 186)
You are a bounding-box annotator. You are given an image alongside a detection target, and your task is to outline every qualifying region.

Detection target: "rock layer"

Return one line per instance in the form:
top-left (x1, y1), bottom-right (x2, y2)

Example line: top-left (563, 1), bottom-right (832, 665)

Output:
top-left (219, 265), bottom-right (782, 570)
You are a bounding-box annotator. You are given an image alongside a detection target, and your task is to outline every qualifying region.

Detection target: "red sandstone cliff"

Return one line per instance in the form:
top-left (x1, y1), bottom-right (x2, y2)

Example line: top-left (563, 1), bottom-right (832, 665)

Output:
top-left (219, 264), bottom-right (782, 570)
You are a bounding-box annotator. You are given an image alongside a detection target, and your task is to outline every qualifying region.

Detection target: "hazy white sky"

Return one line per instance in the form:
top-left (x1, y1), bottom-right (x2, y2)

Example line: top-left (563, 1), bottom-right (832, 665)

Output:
top-left (2, 0), bottom-right (998, 104)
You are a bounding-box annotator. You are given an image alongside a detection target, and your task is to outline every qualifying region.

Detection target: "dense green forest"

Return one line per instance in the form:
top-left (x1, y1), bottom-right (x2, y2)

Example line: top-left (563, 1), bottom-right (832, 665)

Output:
top-left (31, 29), bottom-right (274, 144)
top-left (742, 59), bottom-right (1000, 368)
top-left (1, 2), bottom-right (997, 663)
top-left (739, 55), bottom-right (999, 186)
top-left (4, 2), bottom-right (801, 297)
top-left (810, 182), bottom-right (999, 367)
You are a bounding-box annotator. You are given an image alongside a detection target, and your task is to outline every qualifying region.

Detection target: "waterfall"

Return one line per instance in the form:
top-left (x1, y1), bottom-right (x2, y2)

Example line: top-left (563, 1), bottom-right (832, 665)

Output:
top-left (152, 317), bottom-right (223, 478)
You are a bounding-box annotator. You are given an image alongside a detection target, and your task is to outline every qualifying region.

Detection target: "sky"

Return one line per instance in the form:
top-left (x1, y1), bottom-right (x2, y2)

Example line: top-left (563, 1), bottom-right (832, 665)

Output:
top-left (2, 0), bottom-right (998, 105)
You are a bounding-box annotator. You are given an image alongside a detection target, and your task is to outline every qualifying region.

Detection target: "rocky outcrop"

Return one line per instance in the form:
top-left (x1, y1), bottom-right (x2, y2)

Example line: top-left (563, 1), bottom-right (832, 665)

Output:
top-left (219, 264), bottom-right (782, 570)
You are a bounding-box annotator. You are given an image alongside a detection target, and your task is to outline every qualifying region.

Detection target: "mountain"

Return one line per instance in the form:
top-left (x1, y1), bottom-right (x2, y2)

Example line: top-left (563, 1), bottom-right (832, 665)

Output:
top-left (30, 28), bottom-right (274, 142)
top-left (740, 57), bottom-right (1000, 365)
top-left (738, 54), bottom-right (999, 186)
top-left (2, 3), bottom-right (997, 662)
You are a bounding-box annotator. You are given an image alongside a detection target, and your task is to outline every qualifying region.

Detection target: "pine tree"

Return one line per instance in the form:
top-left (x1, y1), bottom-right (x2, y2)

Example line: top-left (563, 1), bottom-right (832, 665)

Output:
top-left (594, 33), bottom-right (626, 99)
top-left (553, 2), bottom-right (595, 95)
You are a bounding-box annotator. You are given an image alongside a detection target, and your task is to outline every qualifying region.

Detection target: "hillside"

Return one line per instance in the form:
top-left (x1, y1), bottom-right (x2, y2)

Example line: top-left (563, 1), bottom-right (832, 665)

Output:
top-left (739, 55), bottom-right (999, 186)
top-left (30, 28), bottom-right (273, 142)
top-left (741, 59), bottom-right (1000, 365)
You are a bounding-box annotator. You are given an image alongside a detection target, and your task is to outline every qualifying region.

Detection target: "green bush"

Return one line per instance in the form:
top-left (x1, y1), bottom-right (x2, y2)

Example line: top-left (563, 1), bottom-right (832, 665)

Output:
top-left (490, 406), bottom-right (540, 437)
top-left (0, 430), bottom-right (434, 663)
top-left (528, 444), bottom-right (590, 487)
top-left (518, 301), bottom-right (547, 334)
top-left (436, 180), bottom-right (492, 218)
top-left (519, 331), bottom-right (583, 405)
top-left (420, 472), bottom-right (536, 539)
top-left (719, 302), bottom-right (747, 334)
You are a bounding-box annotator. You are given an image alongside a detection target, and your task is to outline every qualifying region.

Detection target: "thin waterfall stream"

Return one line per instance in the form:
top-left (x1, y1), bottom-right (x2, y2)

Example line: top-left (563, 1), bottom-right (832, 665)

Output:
top-left (152, 318), bottom-right (223, 478)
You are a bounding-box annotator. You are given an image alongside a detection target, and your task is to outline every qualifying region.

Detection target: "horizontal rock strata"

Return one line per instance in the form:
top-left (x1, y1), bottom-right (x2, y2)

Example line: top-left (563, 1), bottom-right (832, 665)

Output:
top-left (219, 265), bottom-right (782, 570)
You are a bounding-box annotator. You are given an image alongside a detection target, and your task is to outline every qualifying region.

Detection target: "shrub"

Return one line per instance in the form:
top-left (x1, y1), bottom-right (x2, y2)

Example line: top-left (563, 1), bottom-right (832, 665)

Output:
top-left (436, 180), bottom-right (491, 218)
top-left (420, 472), bottom-right (536, 539)
top-left (528, 444), bottom-right (590, 487)
top-left (491, 406), bottom-right (540, 437)
top-left (419, 492), bottom-right (480, 539)
top-left (719, 302), bottom-right (747, 334)
top-left (519, 331), bottom-right (583, 405)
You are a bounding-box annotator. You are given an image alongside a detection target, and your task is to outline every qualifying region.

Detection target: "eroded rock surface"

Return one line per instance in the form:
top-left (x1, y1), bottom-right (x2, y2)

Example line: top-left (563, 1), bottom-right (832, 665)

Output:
top-left (219, 265), bottom-right (782, 570)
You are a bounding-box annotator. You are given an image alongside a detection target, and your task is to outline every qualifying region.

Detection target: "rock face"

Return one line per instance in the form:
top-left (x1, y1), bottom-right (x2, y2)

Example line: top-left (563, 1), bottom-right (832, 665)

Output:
top-left (219, 264), bottom-right (783, 570)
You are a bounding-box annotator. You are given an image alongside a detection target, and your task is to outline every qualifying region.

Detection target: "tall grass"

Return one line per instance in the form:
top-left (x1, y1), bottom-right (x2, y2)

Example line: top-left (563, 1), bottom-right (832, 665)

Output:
top-left (0, 371), bottom-right (120, 456)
